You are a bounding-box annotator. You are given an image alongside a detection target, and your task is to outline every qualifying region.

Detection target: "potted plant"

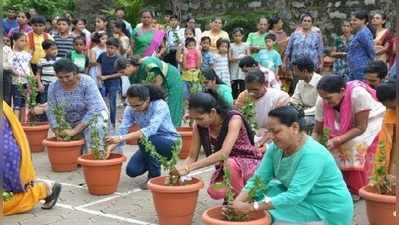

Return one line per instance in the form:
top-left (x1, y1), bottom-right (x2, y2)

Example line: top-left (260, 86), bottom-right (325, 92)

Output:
top-left (202, 164), bottom-right (271, 225)
top-left (241, 96), bottom-right (258, 134)
top-left (141, 137), bottom-right (204, 225)
top-left (42, 104), bottom-right (85, 172)
top-left (77, 114), bottom-right (126, 195)
top-left (359, 142), bottom-right (397, 225)
top-left (19, 75), bottom-right (50, 153)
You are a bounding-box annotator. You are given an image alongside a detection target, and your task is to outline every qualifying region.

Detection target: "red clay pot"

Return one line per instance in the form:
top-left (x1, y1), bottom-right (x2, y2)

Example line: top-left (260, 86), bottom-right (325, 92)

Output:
top-left (22, 123), bottom-right (49, 153)
top-left (77, 153), bottom-right (126, 195)
top-left (177, 127), bottom-right (193, 159)
top-left (126, 124), bottom-right (140, 145)
top-left (359, 185), bottom-right (397, 225)
top-left (43, 137), bottom-right (85, 172)
top-left (148, 176), bottom-right (204, 225)
top-left (202, 206), bottom-right (271, 225)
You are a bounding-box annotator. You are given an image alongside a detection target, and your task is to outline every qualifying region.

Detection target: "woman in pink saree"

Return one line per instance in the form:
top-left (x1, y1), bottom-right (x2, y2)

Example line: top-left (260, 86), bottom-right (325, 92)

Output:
top-left (131, 9), bottom-right (166, 58)
top-left (312, 75), bottom-right (385, 198)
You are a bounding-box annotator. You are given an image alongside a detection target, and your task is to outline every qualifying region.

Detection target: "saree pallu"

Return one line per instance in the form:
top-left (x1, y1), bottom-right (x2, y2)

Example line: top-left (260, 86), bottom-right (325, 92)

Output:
top-left (2, 101), bottom-right (48, 215)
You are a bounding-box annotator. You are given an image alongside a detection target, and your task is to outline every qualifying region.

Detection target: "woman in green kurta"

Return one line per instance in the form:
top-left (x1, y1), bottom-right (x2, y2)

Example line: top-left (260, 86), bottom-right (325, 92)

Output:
top-left (202, 68), bottom-right (233, 106)
top-left (232, 106), bottom-right (353, 225)
top-left (115, 56), bottom-right (184, 127)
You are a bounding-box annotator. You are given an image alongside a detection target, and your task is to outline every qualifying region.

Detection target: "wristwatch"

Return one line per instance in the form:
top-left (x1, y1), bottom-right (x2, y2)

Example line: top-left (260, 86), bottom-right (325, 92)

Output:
top-left (253, 196), bottom-right (272, 211)
top-left (253, 201), bottom-right (260, 211)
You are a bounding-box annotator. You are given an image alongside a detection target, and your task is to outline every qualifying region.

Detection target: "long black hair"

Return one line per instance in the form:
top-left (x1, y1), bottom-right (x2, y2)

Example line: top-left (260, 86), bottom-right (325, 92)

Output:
top-left (113, 19), bottom-right (130, 38)
top-left (10, 32), bottom-right (25, 48)
top-left (188, 89), bottom-right (231, 119)
top-left (202, 68), bottom-right (225, 85)
top-left (268, 105), bottom-right (306, 131)
top-left (126, 84), bottom-right (165, 101)
top-left (54, 58), bottom-right (79, 74)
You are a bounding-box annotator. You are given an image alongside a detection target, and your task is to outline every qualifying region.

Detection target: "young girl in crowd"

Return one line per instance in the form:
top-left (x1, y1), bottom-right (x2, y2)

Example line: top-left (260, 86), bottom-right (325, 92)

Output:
top-left (95, 15), bottom-right (110, 35)
top-left (181, 37), bottom-right (202, 97)
top-left (213, 38), bottom-right (231, 85)
top-left (112, 19), bottom-right (131, 57)
top-left (229, 27), bottom-right (249, 98)
top-left (176, 27), bottom-right (196, 66)
top-left (67, 36), bottom-right (89, 73)
top-left (10, 32), bottom-right (32, 121)
top-left (88, 32), bottom-right (107, 87)
top-left (72, 18), bottom-right (91, 50)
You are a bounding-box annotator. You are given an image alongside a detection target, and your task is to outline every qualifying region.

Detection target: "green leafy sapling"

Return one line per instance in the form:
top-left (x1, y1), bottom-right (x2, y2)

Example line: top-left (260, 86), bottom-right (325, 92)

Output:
top-left (143, 71), bottom-right (158, 84)
top-left (2, 191), bottom-right (14, 202)
top-left (370, 142), bottom-right (396, 195)
top-left (52, 104), bottom-right (75, 141)
top-left (241, 96), bottom-right (258, 133)
top-left (319, 128), bottom-right (330, 148)
top-left (189, 71), bottom-right (205, 95)
top-left (139, 137), bottom-right (182, 185)
top-left (88, 114), bottom-right (109, 160)
top-left (18, 75), bottom-right (40, 124)
top-left (213, 158), bottom-right (267, 221)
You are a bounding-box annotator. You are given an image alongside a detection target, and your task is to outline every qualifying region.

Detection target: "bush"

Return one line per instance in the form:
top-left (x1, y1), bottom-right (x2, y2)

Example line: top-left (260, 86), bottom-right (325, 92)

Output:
top-left (3, 0), bottom-right (75, 18)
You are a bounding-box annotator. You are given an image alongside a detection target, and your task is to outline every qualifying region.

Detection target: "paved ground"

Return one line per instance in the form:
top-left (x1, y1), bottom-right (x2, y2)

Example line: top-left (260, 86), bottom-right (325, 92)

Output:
top-left (4, 143), bottom-right (370, 225)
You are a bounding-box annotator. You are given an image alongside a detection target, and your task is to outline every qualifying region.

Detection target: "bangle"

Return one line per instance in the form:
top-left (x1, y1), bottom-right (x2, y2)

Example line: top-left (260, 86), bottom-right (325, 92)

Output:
top-left (184, 165), bottom-right (190, 173)
top-left (119, 135), bottom-right (124, 142)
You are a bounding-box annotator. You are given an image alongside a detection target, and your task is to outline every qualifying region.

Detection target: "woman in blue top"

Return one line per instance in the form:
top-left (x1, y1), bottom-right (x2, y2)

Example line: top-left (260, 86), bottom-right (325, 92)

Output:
top-left (106, 84), bottom-right (180, 189)
top-left (46, 59), bottom-right (109, 152)
top-left (232, 106), bottom-right (353, 225)
top-left (347, 10), bottom-right (376, 81)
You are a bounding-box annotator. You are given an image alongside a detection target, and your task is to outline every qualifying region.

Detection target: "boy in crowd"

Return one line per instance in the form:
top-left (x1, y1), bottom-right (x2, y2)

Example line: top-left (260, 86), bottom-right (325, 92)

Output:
top-left (255, 33), bottom-right (282, 75)
top-left (200, 36), bottom-right (214, 71)
top-left (27, 15), bottom-right (53, 73)
top-left (97, 37), bottom-right (122, 128)
top-left (53, 17), bottom-right (74, 58)
top-left (37, 39), bottom-right (60, 103)
top-left (364, 60), bottom-right (388, 89)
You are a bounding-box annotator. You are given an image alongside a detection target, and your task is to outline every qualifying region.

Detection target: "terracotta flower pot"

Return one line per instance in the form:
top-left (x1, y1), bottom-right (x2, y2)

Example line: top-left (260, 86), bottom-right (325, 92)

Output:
top-left (359, 185), bottom-right (397, 225)
top-left (148, 176), bottom-right (204, 225)
top-left (42, 137), bottom-right (85, 172)
top-left (77, 153), bottom-right (126, 195)
top-left (202, 206), bottom-right (271, 225)
top-left (126, 124), bottom-right (140, 145)
top-left (177, 127), bottom-right (193, 159)
top-left (22, 123), bottom-right (49, 153)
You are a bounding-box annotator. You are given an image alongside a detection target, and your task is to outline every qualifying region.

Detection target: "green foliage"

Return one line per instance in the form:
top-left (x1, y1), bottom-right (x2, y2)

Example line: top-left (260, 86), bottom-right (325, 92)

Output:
top-left (17, 75), bottom-right (40, 124)
top-left (371, 142), bottom-right (396, 195)
top-left (241, 96), bottom-right (258, 133)
top-left (52, 104), bottom-right (79, 141)
top-left (196, 10), bottom-right (275, 37)
top-left (189, 71), bottom-right (205, 95)
top-left (143, 71), bottom-right (158, 84)
top-left (88, 114), bottom-right (109, 160)
top-left (139, 137), bottom-right (182, 185)
top-left (100, 0), bottom-right (143, 25)
top-left (319, 128), bottom-right (330, 148)
top-left (4, 0), bottom-right (75, 17)
top-left (213, 158), bottom-right (266, 221)
top-left (2, 191), bottom-right (14, 202)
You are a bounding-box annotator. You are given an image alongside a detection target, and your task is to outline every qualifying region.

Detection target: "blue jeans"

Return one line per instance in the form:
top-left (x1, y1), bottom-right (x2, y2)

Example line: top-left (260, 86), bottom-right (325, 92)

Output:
top-left (11, 84), bottom-right (26, 109)
top-left (126, 136), bottom-right (175, 179)
top-left (104, 84), bottom-right (121, 126)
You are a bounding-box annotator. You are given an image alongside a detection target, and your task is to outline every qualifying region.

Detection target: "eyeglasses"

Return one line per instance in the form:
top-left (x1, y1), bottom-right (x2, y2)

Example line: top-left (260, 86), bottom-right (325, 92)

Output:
top-left (130, 101), bottom-right (146, 109)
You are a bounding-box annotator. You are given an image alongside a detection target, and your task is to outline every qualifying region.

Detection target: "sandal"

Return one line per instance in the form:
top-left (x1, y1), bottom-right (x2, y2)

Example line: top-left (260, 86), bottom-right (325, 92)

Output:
top-left (42, 183), bottom-right (62, 209)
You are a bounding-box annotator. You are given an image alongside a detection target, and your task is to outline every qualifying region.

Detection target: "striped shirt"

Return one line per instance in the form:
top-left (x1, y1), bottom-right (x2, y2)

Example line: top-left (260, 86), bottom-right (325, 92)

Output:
top-left (38, 57), bottom-right (61, 83)
top-left (53, 34), bottom-right (74, 58)
top-left (213, 53), bottom-right (231, 85)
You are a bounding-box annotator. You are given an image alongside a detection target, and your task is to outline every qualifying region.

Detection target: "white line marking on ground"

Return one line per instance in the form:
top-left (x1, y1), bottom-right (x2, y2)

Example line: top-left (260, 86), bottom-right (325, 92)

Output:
top-left (38, 178), bottom-right (87, 190)
top-left (76, 195), bottom-right (121, 209)
top-left (56, 202), bottom-right (156, 224)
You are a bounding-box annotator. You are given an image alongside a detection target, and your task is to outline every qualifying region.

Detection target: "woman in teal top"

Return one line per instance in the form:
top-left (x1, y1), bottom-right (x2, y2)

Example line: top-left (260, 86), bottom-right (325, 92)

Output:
top-left (115, 56), bottom-right (184, 127)
top-left (233, 106), bottom-right (353, 225)
top-left (202, 68), bottom-right (233, 106)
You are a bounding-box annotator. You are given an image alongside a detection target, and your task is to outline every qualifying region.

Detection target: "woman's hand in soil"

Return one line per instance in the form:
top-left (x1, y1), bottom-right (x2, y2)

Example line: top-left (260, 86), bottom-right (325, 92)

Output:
top-left (232, 200), bottom-right (253, 214)
top-left (172, 164), bottom-right (190, 176)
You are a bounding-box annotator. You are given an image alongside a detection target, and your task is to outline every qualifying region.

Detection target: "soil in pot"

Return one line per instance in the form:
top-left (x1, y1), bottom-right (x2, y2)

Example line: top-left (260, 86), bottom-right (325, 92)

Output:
top-left (176, 127), bottom-right (193, 159)
top-left (22, 123), bottom-right (49, 153)
top-left (202, 206), bottom-right (271, 225)
top-left (43, 137), bottom-right (85, 172)
top-left (148, 176), bottom-right (204, 225)
top-left (77, 153), bottom-right (126, 195)
top-left (359, 185), bottom-right (396, 225)
top-left (126, 124), bottom-right (140, 145)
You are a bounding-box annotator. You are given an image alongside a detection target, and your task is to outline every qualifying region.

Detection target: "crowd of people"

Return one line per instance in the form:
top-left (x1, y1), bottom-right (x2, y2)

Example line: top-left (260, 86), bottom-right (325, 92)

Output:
top-left (2, 5), bottom-right (397, 225)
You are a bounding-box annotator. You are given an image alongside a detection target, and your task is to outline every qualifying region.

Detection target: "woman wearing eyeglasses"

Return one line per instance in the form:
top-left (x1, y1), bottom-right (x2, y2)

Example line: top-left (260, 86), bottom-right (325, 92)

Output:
top-left (106, 84), bottom-right (180, 189)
